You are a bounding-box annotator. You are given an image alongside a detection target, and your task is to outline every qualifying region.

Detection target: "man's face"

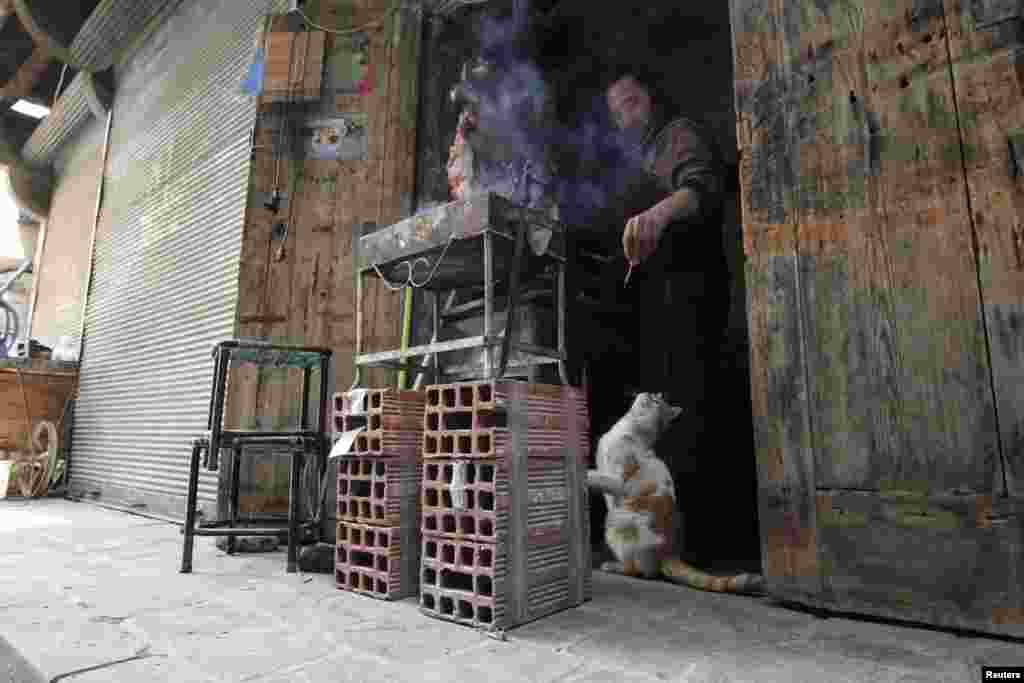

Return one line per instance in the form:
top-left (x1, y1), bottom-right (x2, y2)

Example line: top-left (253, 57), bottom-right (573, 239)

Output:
top-left (607, 75), bottom-right (652, 133)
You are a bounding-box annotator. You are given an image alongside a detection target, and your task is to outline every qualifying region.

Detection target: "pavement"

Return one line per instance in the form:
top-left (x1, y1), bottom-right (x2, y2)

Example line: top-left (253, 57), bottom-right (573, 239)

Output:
top-left (1, 498), bottom-right (1021, 682)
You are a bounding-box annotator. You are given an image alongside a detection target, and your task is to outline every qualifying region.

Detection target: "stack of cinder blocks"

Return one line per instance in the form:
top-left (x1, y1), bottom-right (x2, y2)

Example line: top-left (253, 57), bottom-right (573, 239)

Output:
top-left (334, 389), bottom-right (426, 600)
top-left (419, 380), bottom-right (591, 633)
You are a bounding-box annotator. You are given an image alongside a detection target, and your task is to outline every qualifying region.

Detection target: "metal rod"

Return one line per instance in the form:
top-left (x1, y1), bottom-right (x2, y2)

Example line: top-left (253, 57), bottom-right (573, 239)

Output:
top-left (351, 222), bottom-right (373, 390)
top-left (227, 441), bottom-right (242, 554)
top-left (208, 347), bottom-right (230, 472)
top-left (557, 260), bottom-right (570, 384)
top-left (1, 258), bottom-right (32, 297)
top-left (483, 230), bottom-right (494, 378)
top-left (496, 220), bottom-right (527, 378)
top-left (179, 440), bottom-right (203, 573)
top-left (507, 341), bottom-right (564, 360)
top-left (287, 449), bottom-right (303, 573)
top-left (441, 289), bottom-right (551, 322)
top-left (217, 339), bottom-right (333, 354)
top-left (430, 290), bottom-right (441, 386)
top-left (219, 431), bottom-right (319, 443)
top-left (299, 366), bottom-right (311, 430)
top-left (192, 528), bottom-right (285, 537)
top-left (313, 353), bottom-right (332, 532)
top-left (357, 334), bottom-right (491, 364)
top-left (397, 287), bottom-right (413, 389)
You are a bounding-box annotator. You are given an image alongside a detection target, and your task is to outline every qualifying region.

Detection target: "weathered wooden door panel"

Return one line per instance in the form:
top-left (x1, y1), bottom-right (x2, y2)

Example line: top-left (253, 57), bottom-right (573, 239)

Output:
top-left (731, 0), bottom-right (1021, 636)
top-left (943, 0), bottom-right (1024, 500)
top-left (779, 0), bottom-right (997, 494)
top-left (227, 0), bottom-right (420, 514)
top-left (941, 0), bottom-right (1024, 630)
top-left (816, 489), bottom-right (1024, 631)
top-left (732, 2), bottom-right (823, 601)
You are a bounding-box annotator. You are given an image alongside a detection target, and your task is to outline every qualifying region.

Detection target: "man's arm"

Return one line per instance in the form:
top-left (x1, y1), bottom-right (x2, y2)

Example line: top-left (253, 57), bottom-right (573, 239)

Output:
top-left (623, 119), bottom-right (723, 264)
top-left (647, 186), bottom-right (701, 229)
top-left (623, 187), bottom-right (700, 264)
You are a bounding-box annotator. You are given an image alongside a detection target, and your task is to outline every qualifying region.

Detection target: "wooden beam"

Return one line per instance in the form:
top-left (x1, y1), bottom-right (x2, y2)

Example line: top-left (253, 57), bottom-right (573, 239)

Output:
top-left (11, 0), bottom-right (72, 65)
top-left (0, 47), bottom-right (53, 100)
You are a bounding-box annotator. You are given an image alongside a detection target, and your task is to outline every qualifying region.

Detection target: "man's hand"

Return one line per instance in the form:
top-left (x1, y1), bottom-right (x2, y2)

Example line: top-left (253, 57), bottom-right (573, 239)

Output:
top-left (622, 208), bottom-right (668, 266)
top-left (622, 187), bottom-right (701, 266)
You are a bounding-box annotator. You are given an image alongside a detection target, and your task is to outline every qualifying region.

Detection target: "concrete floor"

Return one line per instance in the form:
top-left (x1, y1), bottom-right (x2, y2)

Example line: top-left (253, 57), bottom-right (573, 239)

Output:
top-left (1, 499), bottom-right (1021, 682)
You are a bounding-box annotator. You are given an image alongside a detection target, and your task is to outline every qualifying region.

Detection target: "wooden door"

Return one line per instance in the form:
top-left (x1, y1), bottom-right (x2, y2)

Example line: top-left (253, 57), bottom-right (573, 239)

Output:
top-left (731, 0), bottom-right (1022, 636)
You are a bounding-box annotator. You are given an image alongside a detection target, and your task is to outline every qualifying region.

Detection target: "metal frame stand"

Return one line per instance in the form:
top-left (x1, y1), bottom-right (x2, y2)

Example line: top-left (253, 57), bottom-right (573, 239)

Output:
top-left (180, 340), bottom-right (332, 574)
top-left (353, 219), bottom-right (570, 388)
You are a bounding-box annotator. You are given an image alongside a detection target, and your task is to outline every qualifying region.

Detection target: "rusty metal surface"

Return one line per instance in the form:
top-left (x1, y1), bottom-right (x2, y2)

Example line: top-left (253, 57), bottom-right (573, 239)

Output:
top-left (358, 193), bottom-right (565, 278)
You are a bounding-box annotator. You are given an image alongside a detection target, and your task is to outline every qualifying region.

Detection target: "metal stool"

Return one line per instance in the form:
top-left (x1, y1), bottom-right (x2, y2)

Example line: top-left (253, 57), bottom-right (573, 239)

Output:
top-left (180, 340), bottom-right (332, 574)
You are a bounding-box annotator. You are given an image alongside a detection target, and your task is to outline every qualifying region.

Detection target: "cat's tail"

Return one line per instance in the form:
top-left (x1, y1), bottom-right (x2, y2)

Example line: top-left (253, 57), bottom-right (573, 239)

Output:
top-left (659, 558), bottom-right (765, 595)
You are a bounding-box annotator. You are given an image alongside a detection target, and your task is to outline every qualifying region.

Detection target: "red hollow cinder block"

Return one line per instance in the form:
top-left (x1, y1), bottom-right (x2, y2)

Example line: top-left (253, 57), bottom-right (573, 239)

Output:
top-left (335, 520), bottom-right (419, 600)
top-left (421, 380), bottom-right (590, 461)
top-left (336, 455), bottom-right (421, 527)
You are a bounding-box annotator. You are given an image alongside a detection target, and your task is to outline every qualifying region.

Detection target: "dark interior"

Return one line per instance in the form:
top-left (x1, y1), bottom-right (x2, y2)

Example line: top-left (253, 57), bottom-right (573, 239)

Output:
top-left (414, 1), bottom-right (762, 575)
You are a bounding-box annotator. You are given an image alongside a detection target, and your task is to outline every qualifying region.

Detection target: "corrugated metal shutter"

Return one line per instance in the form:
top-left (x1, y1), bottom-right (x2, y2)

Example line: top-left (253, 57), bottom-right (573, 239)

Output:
top-left (68, 0), bottom-right (280, 519)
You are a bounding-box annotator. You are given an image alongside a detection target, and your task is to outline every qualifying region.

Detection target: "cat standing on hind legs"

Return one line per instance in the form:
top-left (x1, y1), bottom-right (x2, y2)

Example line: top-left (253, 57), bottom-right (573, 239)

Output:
top-left (587, 392), bottom-right (765, 594)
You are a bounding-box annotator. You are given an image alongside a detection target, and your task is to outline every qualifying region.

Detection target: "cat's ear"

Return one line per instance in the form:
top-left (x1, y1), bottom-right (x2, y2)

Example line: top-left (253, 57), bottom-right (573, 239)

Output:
top-left (671, 406), bottom-right (683, 420)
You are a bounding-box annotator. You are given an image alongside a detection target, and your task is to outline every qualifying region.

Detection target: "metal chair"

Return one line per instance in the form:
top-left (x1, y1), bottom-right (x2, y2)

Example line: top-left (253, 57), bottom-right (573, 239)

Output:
top-left (180, 340), bottom-right (332, 574)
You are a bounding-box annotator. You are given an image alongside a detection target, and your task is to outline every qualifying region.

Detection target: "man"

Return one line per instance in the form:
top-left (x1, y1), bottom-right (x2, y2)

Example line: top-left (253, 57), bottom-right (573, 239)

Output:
top-left (603, 66), bottom-right (732, 565)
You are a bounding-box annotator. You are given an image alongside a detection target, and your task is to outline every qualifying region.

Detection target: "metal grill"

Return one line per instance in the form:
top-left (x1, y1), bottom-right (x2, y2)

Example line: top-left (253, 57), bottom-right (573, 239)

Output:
top-left (68, 0), bottom-right (284, 519)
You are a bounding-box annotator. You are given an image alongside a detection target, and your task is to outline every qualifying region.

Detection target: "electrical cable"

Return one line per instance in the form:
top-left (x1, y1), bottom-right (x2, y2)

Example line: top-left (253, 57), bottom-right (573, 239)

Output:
top-left (408, 233), bottom-right (457, 287)
top-left (372, 260), bottom-right (414, 291)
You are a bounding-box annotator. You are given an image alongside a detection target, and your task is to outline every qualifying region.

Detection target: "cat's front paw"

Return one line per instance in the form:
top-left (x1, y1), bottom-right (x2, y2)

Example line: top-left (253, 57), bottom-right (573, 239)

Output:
top-left (623, 479), bottom-right (657, 498)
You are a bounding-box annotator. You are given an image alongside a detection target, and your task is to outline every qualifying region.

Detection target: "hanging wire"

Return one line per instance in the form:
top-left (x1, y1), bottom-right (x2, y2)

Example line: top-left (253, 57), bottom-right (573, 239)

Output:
top-left (408, 233), bottom-right (457, 287)
top-left (372, 260), bottom-right (414, 290)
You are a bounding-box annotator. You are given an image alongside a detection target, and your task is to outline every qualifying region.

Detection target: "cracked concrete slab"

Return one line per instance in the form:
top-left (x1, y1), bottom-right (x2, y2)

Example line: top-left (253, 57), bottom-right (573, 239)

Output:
top-left (2, 499), bottom-right (1022, 683)
top-left (0, 635), bottom-right (46, 683)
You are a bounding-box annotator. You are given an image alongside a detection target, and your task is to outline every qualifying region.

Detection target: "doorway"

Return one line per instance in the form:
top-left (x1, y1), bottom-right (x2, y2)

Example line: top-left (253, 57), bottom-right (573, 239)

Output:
top-left (412, 0), bottom-right (762, 577)
top-left (529, 1), bottom-right (761, 575)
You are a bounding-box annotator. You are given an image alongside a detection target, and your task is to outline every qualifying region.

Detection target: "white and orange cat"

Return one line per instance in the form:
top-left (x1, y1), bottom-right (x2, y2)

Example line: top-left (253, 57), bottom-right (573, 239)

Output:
top-left (587, 392), bottom-right (764, 594)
